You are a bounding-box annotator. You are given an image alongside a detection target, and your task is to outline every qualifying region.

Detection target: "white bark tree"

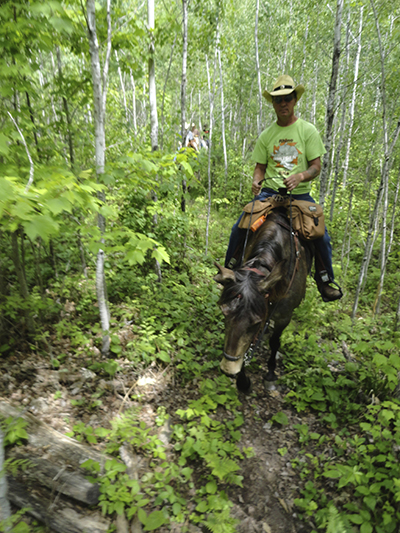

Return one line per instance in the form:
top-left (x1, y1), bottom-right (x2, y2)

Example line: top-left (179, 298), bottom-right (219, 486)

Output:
top-left (342, 6), bottom-right (363, 188)
top-left (205, 22), bottom-right (219, 256)
top-left (86, 0), bottom-right (112, 354)
top-left (319, 0), bottom-right (344, 207)
top-left (254, 0), bottom-right (262, 135)
top-left (147, 0), bottom-right (162, 282)
top-left (369, 0), bottom-right (400, 316)
top-left (148, 0), bottom-right (158, 151)
top-left (218, 48), bottom-right (228, 196)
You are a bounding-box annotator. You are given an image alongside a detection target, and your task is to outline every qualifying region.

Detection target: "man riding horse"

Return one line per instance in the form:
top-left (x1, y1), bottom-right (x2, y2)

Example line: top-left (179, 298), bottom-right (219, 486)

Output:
top-left (225, 75), bottom-right (342, 302)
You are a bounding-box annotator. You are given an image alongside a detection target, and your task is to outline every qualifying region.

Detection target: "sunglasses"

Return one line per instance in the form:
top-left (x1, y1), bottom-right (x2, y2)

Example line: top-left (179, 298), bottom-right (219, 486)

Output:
top-left (272, 94), bottom-right (295, 104)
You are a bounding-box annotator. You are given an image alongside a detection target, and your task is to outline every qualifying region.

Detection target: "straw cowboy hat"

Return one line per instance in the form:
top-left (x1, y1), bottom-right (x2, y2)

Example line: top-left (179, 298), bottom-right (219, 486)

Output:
top-left (263, 75), bottom-right (305, 102)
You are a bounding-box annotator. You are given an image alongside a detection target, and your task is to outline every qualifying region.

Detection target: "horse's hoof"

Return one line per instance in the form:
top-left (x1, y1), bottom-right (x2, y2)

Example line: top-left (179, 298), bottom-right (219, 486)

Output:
top-left (264, 372), bottom-right (277, 382)
top-left (236, 375), bottom-right (252, 394)
top-left (263, 380), bottom-right (277, 392)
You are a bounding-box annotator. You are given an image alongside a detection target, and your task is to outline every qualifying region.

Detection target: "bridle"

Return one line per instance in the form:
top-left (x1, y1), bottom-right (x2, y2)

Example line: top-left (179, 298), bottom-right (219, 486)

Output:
top-left (223, 199), bottom-right (301, 367)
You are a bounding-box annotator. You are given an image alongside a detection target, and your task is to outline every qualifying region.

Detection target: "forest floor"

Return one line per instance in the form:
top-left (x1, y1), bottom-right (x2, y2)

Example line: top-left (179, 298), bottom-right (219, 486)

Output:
top-left (0, 340), bottom-right (321, 533)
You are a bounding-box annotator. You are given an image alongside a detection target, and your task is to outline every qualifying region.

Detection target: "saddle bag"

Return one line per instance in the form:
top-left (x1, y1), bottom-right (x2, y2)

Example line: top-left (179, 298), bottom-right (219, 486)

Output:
top-left (289, 200), bottom-right (325, 240)
top-left (237, 198), bottom-right (281, 231)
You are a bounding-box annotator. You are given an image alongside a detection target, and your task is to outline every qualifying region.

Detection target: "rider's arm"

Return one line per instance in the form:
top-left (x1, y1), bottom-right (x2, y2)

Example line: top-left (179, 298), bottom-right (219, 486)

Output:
top-left (283, 157), bottom-right (321, 192)
top-left (252, 163), bottom-right (267, 196)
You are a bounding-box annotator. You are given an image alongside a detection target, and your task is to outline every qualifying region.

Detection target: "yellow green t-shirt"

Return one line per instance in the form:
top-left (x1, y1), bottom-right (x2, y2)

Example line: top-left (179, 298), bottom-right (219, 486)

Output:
top-left (251, 118), bottom-right (326, 195)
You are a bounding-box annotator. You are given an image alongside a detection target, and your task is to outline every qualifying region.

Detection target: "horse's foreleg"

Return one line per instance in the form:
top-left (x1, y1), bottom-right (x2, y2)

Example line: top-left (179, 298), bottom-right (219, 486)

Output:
top-left (265, 330), bottom-right (282, 381)
top-left (236, 366), bottom-right (252, 394)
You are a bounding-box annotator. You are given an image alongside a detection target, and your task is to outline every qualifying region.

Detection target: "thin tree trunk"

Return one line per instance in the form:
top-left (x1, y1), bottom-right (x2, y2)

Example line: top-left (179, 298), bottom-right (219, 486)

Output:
top-left (342, 6), bottom-right (363, 188)
top-left (115, 50), bottom-right (129, 126)
top-left (329, 12), bottom-right (351, 221)
top-left (130, 70), bottom-right (137, 137)
top-left (300, 16), bottom-right (309, 84)
top-left (147, 0), bottom-right (162, 282)
top-left (86, 0), bottom-right (111, 354)
top-left (11, 231), bottom-right (35, 334)
top-left (340, 187), bottom-right (353, 277)
top-left (148, 0), bottom-right (158, 151)
top-left (180, 0), bottom-right (188, 211)
top-left (205, 23), bottom-right (219, 256)
top-left (254, 0), bottom-right (262, 135)
top-left (218, 48), bottom-right (228, 197)
top-left (369, 0), bottom-right (400, 315)
top-left (56, 46), bottom-right (75, 171)
top-left (319, 0), bottom-right (344, 207)
top-left (160, 34), bottom-right (176, 150)
top-left (352, 178), bottom-right (384, 319)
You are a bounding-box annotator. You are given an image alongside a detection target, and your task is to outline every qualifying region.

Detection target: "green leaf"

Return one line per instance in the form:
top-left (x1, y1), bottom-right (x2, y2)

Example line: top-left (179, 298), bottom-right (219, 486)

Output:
top-left (363, 495), bottom-right (377, 511)
top-left (271, 412), bottom-right (289, 426)
top-left (138, 508), bottom-right (147, 525)
top-left (49, 16), bottom-right (74, 34)
top-left (24, 214), bottom-right (59, 241)
top-left (46, 197), bottom-right (73, 215)
top-left (157, 350), bottom-right (171, 363)
top-left (347, 514), bottom-right (363, 525)
top-left (360, 522), bottom-right (373, 533)
top-left (196, 500), bottom-right (208, 513)
top-left (143, 510), bottom-right (167, 531)
top-left (205, 480), bottom-right (218, 494)
top-left (324, 469), bottom-right (342, 478)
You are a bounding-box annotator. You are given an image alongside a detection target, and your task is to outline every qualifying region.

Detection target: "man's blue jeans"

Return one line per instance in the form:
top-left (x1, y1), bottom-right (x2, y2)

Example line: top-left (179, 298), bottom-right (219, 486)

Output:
top-left (224, 188), bottom-right (335, 282)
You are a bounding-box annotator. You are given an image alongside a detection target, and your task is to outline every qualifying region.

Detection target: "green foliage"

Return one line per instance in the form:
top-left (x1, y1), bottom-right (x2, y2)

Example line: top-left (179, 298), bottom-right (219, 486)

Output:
top-left (80, 382), bottom-right (246, 531)
top-left (1, 417), bottom-right (29, 447)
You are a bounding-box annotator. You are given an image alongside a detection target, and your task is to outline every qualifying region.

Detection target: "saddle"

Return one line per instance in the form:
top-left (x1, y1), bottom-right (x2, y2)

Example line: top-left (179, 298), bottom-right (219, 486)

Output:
top-left (238, 195), bottom-right (325, 241)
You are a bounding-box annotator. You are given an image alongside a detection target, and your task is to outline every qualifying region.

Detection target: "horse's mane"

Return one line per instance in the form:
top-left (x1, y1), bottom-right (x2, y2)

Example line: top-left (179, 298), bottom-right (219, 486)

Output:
top-left (218, 211), bottom-right (289, 321)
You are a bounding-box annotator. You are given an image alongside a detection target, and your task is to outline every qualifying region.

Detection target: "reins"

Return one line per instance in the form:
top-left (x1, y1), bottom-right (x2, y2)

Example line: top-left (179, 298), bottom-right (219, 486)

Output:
top-left (227, 191), bottom-right (301, 367)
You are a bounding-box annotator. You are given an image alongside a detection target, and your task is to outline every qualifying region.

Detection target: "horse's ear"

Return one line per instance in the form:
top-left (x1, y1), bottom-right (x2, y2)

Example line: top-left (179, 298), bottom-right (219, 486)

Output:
top-left (258, 261), bottom-right (286, 296)
top-left (213, 262), bottom-right (236, 285)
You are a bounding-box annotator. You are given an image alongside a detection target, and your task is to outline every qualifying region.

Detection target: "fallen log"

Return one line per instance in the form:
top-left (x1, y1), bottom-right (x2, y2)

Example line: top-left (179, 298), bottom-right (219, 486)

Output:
top-left (12, 454), bottom-right (100, 505)
top-left (8, 478), bottom-right (109, 533)
top-left (0, 400), bottom-right (109, 466)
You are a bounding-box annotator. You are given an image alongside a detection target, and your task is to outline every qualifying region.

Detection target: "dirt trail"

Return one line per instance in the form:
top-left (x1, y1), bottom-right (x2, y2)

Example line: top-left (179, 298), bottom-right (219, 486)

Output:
top-left (0, 350), bottom-right (316, 533)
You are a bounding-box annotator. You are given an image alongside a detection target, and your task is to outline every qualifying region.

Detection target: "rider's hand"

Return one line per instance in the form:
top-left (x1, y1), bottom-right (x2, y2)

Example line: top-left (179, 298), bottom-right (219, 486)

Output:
top-left (283, 173), bottom-right (304, 192)
top-left (252, 178), bottom-right (263, 196)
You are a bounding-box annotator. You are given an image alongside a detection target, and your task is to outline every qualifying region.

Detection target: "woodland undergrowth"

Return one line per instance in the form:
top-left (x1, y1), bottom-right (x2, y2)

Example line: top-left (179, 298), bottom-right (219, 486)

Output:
top-left (2, 190), bottom-right (400, 533)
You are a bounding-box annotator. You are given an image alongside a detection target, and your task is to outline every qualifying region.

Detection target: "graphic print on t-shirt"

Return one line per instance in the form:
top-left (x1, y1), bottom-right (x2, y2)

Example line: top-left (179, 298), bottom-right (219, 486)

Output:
top-left (271, 140), bottom-right (302, 172)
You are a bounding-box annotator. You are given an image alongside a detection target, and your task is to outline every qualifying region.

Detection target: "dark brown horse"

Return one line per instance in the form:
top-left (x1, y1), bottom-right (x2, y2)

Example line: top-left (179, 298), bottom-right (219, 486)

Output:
top-left (214, 210), bottom-right (312, 393)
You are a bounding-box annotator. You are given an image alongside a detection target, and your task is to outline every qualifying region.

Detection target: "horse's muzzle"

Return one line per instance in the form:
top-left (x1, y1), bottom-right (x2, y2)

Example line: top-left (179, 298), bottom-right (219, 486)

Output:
top-left (220, 353), bottom-right (243, 377)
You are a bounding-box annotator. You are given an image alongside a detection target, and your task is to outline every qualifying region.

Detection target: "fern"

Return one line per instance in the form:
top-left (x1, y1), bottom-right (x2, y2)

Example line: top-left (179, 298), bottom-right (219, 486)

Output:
top-left (326, 504), bottom-right (353, 533)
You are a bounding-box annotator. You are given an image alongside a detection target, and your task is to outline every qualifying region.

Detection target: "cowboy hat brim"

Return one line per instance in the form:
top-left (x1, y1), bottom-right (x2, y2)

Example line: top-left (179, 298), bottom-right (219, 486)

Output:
top-left (263, 84), bottom-right (305, 102)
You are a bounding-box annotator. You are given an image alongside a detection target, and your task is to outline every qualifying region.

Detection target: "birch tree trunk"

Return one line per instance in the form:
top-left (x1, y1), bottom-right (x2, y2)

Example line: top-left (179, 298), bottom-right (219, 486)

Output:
top-left (180, 0), bottom-right (188, 212)
top-left (115, 50), bottom-right (129, 127)
top-left (218, 48), bottom-right (228, 196)
top-left (254, 0), bottom-right (262, 135)
top-left (56, 47), bottom-right (75, 171)
top-left (147, 0), bottom-right (162, 282)
top-left (342, 6), bottom-right (363, 188)
top-left (130, 70), bottom-right (137, 137)
top-left (300, 16), bottom-right (309, 84)
top-left (205, 23), bottom-right (219, 256)
top-left (369, 0), bottom-right (400, 316)
top-left (180, 0), bottom-right (188, 142)
top-left (86, 0), bottom-right (111, 354)
top-left (148, 0), bottom-right (158, 152)
top-left (352, 179), bottom-right (384, 319)
top-left (160, 34), bottom-right (176, 150)
top-left (329, 12), bottom-right (350, 221)
top-left (319, 0), bottom-right (344, 207)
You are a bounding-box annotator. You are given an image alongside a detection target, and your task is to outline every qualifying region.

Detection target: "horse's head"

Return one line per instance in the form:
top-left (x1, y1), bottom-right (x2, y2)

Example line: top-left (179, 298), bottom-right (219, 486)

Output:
top-left (214, 261), bottom-right (287, 377)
